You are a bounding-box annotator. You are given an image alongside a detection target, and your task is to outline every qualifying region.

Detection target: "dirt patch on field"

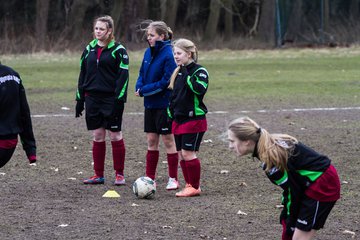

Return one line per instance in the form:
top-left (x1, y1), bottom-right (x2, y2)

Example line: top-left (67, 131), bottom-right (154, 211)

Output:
top-left (0, 100), bottom-right (359, 240)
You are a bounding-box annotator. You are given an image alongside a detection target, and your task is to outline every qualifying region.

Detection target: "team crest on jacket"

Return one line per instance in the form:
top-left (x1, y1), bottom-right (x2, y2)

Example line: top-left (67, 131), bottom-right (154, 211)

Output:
top-left (199, 73), bottom-right (207, 78)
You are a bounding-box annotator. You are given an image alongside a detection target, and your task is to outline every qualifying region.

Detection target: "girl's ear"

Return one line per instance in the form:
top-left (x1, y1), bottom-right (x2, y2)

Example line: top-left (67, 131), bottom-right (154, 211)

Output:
top-left (160, 34), bottom-right (165, 40)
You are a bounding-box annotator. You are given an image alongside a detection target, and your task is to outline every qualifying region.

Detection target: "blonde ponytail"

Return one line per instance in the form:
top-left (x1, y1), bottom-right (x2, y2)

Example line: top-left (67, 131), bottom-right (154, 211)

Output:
top-left (168, 66), bottom-right (180, 89)
top-left (228, 117), bottom-right (298, 172)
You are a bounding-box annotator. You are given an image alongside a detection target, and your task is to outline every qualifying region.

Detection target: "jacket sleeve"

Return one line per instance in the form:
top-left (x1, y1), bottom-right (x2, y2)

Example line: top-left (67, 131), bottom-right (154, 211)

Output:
top-left (135, 59), bottom-right (145, 94)
top-left (18, 81), bottom-right (37, 163)
top-left (140, 55), bottom-right (177, 97)
top-left (114, 47), bottom-right (129, 102)
top-left (76, 47), bottom-right (89, 101)
top-left (186, 68), bottom-right (209, 95)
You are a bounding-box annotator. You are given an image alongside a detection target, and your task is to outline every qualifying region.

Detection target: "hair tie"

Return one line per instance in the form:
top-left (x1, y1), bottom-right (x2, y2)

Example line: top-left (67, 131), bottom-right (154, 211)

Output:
top-left (256, 128), bottom-right (262, 134)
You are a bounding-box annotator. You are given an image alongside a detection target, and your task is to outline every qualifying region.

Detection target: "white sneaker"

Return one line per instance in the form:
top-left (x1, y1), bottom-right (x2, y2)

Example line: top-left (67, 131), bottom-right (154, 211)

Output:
top-left (166, 177), bottom-right (179, 190)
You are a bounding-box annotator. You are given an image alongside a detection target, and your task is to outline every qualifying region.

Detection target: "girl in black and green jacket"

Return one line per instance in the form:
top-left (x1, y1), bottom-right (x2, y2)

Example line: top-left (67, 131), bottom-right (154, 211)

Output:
top-left (168, 38), bottom-right (209, 197)
top-left (75, 15), bottom-right (129, 186)
top-left (227, 117), bottom-right (340, 240)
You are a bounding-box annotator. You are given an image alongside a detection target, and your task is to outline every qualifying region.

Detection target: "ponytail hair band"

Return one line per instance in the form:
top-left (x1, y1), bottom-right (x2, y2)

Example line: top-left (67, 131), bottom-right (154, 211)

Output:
top-left (256, 128), bottom-right (262, 134)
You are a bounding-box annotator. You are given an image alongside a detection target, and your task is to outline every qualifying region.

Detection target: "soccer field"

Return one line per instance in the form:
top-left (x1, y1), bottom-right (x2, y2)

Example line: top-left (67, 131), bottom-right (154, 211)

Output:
top-left (0, 48), bottom-right (359, 239)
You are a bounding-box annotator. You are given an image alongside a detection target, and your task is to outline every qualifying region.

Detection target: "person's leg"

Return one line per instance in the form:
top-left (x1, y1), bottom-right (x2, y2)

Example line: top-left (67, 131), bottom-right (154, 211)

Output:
top-left (175, 132), bottom-right (204, 197)
top-left (292, 229), bottom-right (316, 240)
top-left (0, 138), bottom-right (18, 168)
top-left (145, 133), bottom-right (160, 180)
top-left (109, 131), bottom-right (125, 185)
top-left (162, 134), bottom-right (179, 185)
top-left (183, 151), bottom-right (200, 189)
top-left (84, 128), bottom-right (106, 184)
top-left (0, 148), bottom-right (16, 168)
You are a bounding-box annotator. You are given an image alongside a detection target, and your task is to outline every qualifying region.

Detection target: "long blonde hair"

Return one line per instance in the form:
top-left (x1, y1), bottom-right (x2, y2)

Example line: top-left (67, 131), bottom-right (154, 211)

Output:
top-left (228, 117), bottom-right (298, 172)
top-left (93, 15), bottom-right (115, 46)
top-left (168, 38), bottom-right (198, 90)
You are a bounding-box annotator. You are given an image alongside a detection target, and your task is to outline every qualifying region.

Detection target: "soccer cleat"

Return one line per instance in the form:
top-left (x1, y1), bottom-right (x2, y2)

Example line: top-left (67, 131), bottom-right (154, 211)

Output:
top-left (175, 185), bottom-right (201, 197)
top-left (83, 175), bottom-right (105, 184)
top-left (166, 177), bottom-right (179, 190)
top-left (114, 174), bottom-right (126, 185)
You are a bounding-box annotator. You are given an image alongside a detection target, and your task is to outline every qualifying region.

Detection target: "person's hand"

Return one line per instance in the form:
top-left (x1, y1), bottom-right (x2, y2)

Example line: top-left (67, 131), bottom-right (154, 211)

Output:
top-left (135, 88), bottom-right (141, 97)
top-left (75, 100), bottom-right (84, 118)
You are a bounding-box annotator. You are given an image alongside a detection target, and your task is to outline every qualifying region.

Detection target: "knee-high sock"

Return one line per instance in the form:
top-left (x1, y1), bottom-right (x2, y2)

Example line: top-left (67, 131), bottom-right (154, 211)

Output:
top-left (111, 139), bottom-right (125, 176)
top-left (146, 150), bottom-right (159, 180)
top-left (167, 153), bottom-right (178, 180)
top-left (93, 141), bottom-right (106, 177)
top-left (185, 158), bottom-right (201, 189)
top-left (180, 160), bottom-right (189, 184)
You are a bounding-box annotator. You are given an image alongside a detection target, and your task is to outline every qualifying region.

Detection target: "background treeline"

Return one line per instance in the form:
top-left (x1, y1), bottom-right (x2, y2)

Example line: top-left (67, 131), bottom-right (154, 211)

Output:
top-left (1, 0), bottom-right (360, 54)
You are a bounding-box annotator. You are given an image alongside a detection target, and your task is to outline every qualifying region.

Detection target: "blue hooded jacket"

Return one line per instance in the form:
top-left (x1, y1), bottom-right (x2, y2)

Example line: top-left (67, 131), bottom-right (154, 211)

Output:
top-left (135, 40), bottom-right (177, 109)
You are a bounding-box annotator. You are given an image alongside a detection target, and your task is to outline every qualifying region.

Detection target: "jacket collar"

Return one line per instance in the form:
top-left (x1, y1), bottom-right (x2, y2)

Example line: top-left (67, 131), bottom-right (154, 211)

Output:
top-left (89, 39), bottom-right (115, 49)
top-left (150, 40), bottom-right (171, 56)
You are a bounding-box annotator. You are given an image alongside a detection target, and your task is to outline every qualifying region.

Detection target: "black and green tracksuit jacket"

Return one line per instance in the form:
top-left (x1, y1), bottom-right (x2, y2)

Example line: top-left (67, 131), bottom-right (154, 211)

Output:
top-left (76, 39), bottom-right (129, 102)
top-left (168, 62), bottom-right (209, 123)
top-left (254, 142), bottom-right (331, 230)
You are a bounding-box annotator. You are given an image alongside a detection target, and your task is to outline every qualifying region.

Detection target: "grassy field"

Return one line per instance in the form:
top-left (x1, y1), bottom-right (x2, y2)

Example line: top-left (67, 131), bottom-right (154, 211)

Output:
top-left (1, 47), bottom-right (359, 113)
top-left (1, 48), bottom-right (359, 240)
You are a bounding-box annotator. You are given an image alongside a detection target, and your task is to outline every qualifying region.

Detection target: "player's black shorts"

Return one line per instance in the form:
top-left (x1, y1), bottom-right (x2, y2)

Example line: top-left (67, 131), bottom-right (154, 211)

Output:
top-left (295, 195), bottom-right (337, 231)
top-left (85, 95), bottom-right (124, 132)
top-left (144, 108), bottom-right (172, 135)
top-left (174, 132), bottom-right (205, 151)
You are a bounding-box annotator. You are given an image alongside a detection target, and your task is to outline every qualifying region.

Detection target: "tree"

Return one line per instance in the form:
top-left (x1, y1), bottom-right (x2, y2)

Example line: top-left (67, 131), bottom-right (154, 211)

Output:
top-left (204, 0), bottom-right (221, 41)
top-left (35, 0), bottom-right (50, 50)
top-left (163, 0), bottom-right (179, 29)
top-left (285, 0), bottom-right (303, 43)
top-left (257, 0), bottom-right (276, 45)
top-left (223, 0), bottom-right (233, 39)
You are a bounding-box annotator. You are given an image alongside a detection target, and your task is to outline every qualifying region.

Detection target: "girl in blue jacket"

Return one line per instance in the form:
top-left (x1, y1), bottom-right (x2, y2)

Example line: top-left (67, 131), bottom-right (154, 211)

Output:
top-left (135, 21), bottom-right (179, 190)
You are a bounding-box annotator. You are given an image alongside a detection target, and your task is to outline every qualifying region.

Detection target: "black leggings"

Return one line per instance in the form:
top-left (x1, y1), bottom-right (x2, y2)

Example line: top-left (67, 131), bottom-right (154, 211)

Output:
top-left (0, 148), bottom-right (16, 168)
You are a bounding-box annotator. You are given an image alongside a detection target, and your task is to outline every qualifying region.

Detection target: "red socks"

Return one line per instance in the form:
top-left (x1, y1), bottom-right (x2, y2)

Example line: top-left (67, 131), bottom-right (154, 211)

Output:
top-left (111, 139), bottom-right (126, 176)
top-left (185, 158), bottom-right (201, 189)
top-left (146, 150), bottom-right (159, 180)
top-left (92, 141), bottom-right (106, 177)
top-left (167, 153), bottom-right (179, 180)
top-left (180, 160), bottom-right (189, 184)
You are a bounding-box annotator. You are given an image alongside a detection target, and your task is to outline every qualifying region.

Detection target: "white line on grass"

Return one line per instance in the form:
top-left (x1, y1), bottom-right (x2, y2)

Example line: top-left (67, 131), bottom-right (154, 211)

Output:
top-left (32, 106), bottom-right (360, 118)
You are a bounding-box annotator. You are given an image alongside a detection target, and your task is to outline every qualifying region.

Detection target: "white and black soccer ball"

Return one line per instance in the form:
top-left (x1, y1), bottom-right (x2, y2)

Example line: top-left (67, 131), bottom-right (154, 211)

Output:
top-left (132, 176), bottom-right (156, 199)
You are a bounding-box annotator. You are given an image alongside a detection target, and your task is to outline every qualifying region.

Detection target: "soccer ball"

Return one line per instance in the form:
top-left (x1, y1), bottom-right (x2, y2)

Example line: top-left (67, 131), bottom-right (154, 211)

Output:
top-left (132, 176), bottom-right (156, 199)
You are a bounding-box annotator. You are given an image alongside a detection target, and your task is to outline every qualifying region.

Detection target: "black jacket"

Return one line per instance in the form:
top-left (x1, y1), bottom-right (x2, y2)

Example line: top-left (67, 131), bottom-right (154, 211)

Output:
top-left (168, 62), bottom-right (209, 123)
top-left (254, 142), bottom-right (331, 233)
top-left (76, 39), bottom-right (129, 102)
top-left (0, 64), bottom-right (36, 159)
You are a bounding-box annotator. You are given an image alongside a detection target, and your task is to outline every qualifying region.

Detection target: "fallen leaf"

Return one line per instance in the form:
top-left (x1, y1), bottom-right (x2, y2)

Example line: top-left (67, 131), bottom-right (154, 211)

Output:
top-left (343, 230), bottom-right (355, 238)
top-left (237, 210), bottom-right (247, 215)
top-left (220, 170), bottom-right (229, 174)
top-left (58, 224), bottom-right (69, 227)
top-left (239, 182), bottom-right (247, 187)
